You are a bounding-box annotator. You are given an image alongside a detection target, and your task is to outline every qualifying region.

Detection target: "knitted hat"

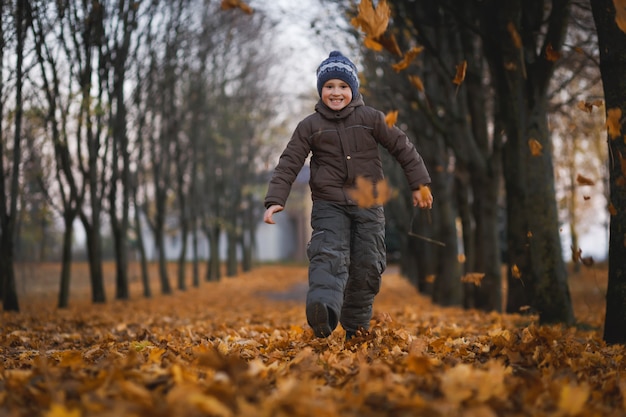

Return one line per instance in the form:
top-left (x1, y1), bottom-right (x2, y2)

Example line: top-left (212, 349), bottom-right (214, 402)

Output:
top-left (316, 51), bottom-right (360, 99)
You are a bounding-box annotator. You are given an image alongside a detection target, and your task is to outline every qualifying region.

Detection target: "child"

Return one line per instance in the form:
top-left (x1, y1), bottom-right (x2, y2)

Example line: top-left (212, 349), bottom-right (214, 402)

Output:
top-left (264, 51), bottom-right (432, 339)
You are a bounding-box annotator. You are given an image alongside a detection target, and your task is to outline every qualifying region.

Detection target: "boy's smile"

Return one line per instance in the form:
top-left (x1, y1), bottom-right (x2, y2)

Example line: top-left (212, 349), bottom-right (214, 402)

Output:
top-left (321, 79), bottom-right (353, 111)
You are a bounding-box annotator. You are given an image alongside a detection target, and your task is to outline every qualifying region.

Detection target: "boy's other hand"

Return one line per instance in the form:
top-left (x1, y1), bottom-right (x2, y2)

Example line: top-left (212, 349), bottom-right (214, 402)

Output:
top-left (264, 205), bottom-right (284, 224)
top-left (413, 186), bottom-right (433, 209)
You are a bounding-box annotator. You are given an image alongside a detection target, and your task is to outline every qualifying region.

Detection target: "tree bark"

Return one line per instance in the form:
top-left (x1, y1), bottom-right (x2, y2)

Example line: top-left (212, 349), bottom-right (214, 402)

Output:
top-left (481, 0), bottom-right (574, 324)
top-left (1, 0), bottom-right (29, 312)
top-left (591, 0), bottom-right (626, 344)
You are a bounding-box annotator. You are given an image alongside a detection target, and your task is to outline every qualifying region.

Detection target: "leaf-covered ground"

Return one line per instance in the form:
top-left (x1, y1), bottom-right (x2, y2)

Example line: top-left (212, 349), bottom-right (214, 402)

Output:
top-left (1, 264), bottom-right (624, 417)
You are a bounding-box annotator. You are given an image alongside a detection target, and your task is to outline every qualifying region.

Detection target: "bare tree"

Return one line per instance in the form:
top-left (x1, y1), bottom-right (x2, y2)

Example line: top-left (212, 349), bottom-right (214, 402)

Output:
top-left (0, 0), bottom-right (31, 312)
top-left (30, 1), bottom-right (87, 308)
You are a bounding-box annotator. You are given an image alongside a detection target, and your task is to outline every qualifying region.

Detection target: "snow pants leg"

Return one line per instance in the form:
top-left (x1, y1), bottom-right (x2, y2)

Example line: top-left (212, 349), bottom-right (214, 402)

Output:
top-left (306, 200), bottom-right (386, 335)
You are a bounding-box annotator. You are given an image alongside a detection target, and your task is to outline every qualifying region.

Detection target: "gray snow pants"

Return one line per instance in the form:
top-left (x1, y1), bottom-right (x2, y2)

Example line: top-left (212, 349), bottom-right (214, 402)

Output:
top-left (306, 200), bottom-right (387, 334)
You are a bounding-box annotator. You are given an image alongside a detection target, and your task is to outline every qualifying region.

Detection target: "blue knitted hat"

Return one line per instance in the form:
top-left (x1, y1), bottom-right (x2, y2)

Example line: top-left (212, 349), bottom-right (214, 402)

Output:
top-left (316, 51), bottom-right (359, 99)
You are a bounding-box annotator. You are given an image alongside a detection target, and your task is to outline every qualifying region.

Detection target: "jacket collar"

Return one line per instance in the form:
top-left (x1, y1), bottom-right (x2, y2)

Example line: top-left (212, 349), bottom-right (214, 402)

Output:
top-left (315, 94), bottom-right (364, 120)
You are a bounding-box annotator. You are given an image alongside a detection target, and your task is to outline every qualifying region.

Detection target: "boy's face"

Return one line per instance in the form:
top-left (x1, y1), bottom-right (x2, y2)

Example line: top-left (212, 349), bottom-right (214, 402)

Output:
top-left (321, 79), bottom-right (352, 111)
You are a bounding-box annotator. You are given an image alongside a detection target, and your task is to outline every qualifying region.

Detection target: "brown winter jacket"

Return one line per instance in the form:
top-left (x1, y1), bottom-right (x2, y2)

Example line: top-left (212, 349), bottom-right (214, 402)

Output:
top-left (264, 95), bottom-right (431, 208)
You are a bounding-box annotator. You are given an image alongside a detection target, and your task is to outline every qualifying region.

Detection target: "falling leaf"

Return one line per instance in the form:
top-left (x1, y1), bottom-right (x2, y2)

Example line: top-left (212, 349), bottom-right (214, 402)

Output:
top-left (528, 139), bottom-right (543, 156)
top-left (364, 37), bottom-right (384, 52)
top-left (614, 0), bottom-right (626, 33)
top-left (391, 46), bottom-right (424, 72)
top-left (607, 108), bottom-right (622, 139)
top-left (220, 0), bottom-right (253, 14)
top-left (351, 0), bottom-right (390, 41)
top-left (609, 202), bottom-right (617, 215)
top-left (452, 60), bottom-right (467, 85)
top-left (576, 174), bottom-right (595, 186)
top-left (348, 176), bottom-right (394, 208)
top-left (511, 264), bottom-right (521, 279)
top-left (408, 74), bottom-right (424, 92)
top-left (379, 33), bottom-right (402, 56)
top-left (583, 195), bottom-right (591, 200)
top-left (577, 100), bottom-right (603, 113)
top-left (545, 43), bottom-right (561, 61)
top-left (425, 274), bottom-right (436, 283)
top-left (507, 22), bottom-right (522, 48)
top-left (458, 253), bottom-right (466, 263)
top-left (461, 273), bottom-right (485, 286)
top-left (385, 110), bottom-right (398, 127)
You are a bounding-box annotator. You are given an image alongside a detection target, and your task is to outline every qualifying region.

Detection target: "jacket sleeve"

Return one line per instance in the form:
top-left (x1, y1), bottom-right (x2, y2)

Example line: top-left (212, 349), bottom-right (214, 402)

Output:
top-left (264, 121), bottom-right (312, 208)
top-left (372, 109), bottom-right (431, 190)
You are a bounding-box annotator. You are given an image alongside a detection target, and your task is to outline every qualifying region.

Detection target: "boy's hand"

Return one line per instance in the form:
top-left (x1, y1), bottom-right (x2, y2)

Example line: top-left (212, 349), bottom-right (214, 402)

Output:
top-left (264, 205), bottom-right (284, 224)
top-left (413, 186), bottom-right (433, 209)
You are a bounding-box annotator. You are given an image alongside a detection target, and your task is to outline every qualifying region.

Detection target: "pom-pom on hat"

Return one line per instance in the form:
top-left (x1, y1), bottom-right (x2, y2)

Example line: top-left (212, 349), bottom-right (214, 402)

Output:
top-left (316, 51), bottom-right (360, 99)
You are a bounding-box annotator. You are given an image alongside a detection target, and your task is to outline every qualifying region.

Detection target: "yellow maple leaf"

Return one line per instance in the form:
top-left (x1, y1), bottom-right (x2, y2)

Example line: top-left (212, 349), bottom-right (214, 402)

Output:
top-left (607, 107), bottom-right (622, 139)
top-left (45, 404), bottom-right (81, 417)
top-left (391, 46), bottom-right (424, 72)
top-left (348, 176), bottom-right (393, 208)
top-left (528, 138), bottom-right (543, 156)
top-left (614, 0), bottom-right (626, 33)
top-left (558, 383), bottom-right (590, 415)
top-left (351, 0), bottom-right (390, 40)
top-left (363, 36), bottom-right (384, 51)
top-left (452, 60), bottom-right (467, 85)
top-left (220, 0), bottom-right (253, 14)
top-left (385, 110), bottom-right (398, 127)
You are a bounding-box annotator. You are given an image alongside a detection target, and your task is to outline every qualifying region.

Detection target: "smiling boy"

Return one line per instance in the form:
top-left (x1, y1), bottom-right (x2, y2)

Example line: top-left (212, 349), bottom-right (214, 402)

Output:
top-left (264, 51), bottom-right (432, 340)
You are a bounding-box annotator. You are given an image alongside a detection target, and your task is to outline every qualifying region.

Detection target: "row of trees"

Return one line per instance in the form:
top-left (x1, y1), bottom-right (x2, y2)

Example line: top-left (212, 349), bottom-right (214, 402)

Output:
top-left (0, 0), bottom-right (279, 310)
top-left (334, 0), bottom-right (624, 343)
top-left (3, 0), bottom-right (625, 344)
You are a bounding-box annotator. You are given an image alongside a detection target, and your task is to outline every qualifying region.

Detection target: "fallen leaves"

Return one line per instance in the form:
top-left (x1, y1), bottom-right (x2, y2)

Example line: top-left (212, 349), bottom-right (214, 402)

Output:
top-left (1, 265), bottom-right (623, 417)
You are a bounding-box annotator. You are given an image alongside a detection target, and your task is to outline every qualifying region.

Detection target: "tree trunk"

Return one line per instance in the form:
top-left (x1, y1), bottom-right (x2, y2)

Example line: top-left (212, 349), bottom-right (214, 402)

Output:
top-left (57, 215), bottom-right (74, 308)
top-left (591, 0), bottom-right (626, 344)
top-left (155, 226), bottom-right (172, 294)
top-left (226, 229), bottom-right (238, 277)
top-left (481, 0), bottom-right (574, 324)
top-left (133, 197), bottom-right (151, 298)
top-left (205, 223), bottom-right (221, 282)
top-left (1, 0), bottom-right (29, 312)
top-left (81, 215), bottom-right (106, 303)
